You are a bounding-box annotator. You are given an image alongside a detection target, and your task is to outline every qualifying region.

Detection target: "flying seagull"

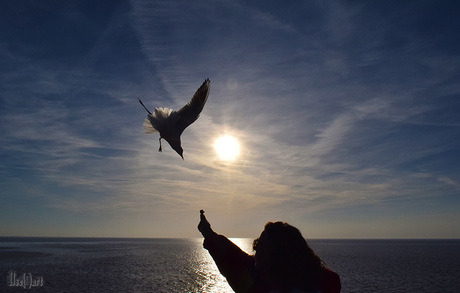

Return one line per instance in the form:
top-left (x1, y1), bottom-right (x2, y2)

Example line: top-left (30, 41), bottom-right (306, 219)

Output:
top-left (139, 78), bottom-right (210, 159)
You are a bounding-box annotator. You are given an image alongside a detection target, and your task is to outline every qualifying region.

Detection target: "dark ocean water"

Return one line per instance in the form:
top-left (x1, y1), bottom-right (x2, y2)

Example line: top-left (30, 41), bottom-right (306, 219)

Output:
top-left (1, 237), bottom-right (459, 293)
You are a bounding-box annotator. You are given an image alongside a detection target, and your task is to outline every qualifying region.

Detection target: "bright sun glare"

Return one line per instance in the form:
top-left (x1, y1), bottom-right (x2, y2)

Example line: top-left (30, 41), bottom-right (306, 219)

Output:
top-left (214, 135), bottom-right (240, 162)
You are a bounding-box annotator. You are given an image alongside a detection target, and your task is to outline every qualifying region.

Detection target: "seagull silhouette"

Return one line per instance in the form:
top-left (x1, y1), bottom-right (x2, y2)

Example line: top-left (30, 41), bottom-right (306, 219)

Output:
top-left (139, 78), bottom-right (210, 159)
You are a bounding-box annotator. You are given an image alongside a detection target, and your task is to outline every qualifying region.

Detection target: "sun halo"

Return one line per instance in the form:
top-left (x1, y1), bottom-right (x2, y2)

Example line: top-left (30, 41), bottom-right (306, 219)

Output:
top-left (214, 135), bottom-right (240, 162)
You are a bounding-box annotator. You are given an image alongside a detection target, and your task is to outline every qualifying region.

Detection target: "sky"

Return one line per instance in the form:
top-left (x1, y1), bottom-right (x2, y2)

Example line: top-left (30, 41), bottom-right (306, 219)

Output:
top-left (1, 0), bottom-right (459, 239)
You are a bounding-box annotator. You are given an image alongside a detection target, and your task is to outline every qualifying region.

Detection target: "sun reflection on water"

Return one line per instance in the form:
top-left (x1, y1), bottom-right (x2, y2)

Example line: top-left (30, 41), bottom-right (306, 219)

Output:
top-left (193, 238), bottom-right (254, 293)
top-left (228, 238), bottom-right (254, 254)
top-left (193, 239), bottom-right (234, 293)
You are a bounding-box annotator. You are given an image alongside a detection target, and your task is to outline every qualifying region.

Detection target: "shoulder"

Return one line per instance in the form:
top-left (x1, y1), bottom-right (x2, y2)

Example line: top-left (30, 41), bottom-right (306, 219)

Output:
top-left (318, 267), bottom-right (341, 293)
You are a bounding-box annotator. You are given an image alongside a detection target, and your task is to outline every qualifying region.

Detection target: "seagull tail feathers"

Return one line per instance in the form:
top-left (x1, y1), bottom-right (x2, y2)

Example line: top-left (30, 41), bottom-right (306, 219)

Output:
top-left (143, 119), bottom-right (158, 134)
top-left (154, 107), bottom-right (175, 120)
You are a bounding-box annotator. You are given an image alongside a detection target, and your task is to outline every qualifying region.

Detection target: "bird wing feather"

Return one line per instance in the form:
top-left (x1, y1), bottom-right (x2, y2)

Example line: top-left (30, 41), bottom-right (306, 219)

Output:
top-left (176, 79), bottom-right (210, 134)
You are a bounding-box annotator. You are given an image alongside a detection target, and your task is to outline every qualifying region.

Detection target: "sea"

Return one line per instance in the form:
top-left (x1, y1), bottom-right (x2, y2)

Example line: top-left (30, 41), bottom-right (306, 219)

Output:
top-left (1, 237), bottom-right (459, 293)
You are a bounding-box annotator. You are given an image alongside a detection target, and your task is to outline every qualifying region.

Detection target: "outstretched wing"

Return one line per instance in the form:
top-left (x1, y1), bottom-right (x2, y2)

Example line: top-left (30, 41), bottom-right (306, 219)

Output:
top-left (176, 78), bottom-right (210, 134)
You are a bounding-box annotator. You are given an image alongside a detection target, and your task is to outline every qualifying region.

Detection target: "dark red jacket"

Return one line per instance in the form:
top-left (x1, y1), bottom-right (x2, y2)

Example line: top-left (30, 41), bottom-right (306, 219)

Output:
top-left (204, 233), bottom-right (341, 293)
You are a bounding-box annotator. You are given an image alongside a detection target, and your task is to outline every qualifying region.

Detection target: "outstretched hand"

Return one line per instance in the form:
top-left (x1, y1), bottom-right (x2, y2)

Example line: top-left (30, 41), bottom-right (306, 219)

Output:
top-left (198, 210), bottom-right (214, 238)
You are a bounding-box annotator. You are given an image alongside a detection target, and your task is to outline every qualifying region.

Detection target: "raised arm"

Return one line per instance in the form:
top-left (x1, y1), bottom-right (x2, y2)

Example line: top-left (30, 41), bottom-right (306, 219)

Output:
top-left (197, 210), bottom-right (256, 292)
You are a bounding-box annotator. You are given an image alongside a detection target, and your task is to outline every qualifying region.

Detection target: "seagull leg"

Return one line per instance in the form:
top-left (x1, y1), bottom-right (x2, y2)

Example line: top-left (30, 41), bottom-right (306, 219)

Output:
top-left (158, 137), bottom-right (162, 152)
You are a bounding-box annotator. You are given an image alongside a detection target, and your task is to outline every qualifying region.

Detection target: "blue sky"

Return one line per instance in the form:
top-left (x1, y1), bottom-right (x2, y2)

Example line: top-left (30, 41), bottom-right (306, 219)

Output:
top-left (1, 0), bottom-right (459, 238)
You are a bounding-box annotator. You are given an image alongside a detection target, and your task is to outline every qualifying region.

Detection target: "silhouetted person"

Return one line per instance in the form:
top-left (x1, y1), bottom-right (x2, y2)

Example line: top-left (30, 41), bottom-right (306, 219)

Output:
top-left (198, 210), bottom-right (341, 293)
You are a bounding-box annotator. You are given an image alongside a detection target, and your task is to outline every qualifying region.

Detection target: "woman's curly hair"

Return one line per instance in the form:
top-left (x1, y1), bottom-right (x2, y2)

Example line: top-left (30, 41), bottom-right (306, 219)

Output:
top-left (253, 222), bottom-right (323, 292)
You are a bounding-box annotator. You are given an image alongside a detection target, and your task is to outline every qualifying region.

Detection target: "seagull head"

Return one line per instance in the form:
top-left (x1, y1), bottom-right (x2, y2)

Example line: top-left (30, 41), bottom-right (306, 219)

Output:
top-left (169, 139), bottom-right (184, 160)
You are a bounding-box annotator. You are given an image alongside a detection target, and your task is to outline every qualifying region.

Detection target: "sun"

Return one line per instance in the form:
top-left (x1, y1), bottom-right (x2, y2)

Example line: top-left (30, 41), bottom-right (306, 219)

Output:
top-left (214, 135), bottom-right (240, 162)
